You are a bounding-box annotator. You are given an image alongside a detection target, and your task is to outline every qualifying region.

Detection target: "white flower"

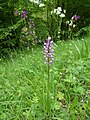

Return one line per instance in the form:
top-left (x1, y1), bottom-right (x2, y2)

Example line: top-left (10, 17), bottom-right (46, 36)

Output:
top-left (60, 13), bottom-right (65, 18)
top-left (39, 3), bottom-right (45, 7)
top-left (73, 24), bottom-right (76, 28)
top-left (48, 37), bottom-right (51, 40)
top-left (73, 77), bottom-right (76, 80)
top-left (66, 21), bottom-right (69, 25)
top-left (69, 20), bottom-right (73, 26)
top-left (29, 0), bottom-right (34, 2)
top-left (54, 9), bottom-right (57, 13)
top-left (57, 7), bottom-right (62, 12)
top-left (69, 23), bottom-right (72, 26)
top-left (64, 9), bottom-right (66, 14)
top-left (57, 10), bottom-right (61, 15)
top-left (29, 0), bottom-right (40, 4)
top-left (51, 11), bottom-right (53, 14)
top-left (34, 0), bottom-right (39, 4)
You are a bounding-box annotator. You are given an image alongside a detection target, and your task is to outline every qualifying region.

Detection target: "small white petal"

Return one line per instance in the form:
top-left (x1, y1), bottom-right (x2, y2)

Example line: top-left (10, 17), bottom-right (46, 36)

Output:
top-left (69, 21), bottom-right (73, 26)
top-left (48, 37), bottom-right (51, 40)
top-left (39, 3), bottom-right (45, 7)
top-left (57, 10), bottom-right (61, 15)
top-left (54, 9), bottom-right (57, 13)
top-left (57, 7), bottom-right (62, 11)
top-left (73, 24), bottom-right (76, 28)
top-left (51, 11), bottom-right (53, 14)
top-left (64, 9), bottom-right (66, 13)
top-left (66, 21), bottom-right (69, 24)
top-left (60, 13), bottom-right (65, 18)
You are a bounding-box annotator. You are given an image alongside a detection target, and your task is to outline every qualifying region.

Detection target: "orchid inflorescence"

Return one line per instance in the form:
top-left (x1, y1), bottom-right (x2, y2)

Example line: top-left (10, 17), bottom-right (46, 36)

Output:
top-left (44, 37), bottom-right (54, 65)
top-left (21, 10), bottom-right (28, 18)
top-left (14, 11), bottom-right (19, 16)
top-left (66, 15), bottom-right (80, 28)
top-left (14, 9), bottom-right (36, 36)
top-left (72, 15), bottom-right (80, 22)
top-left (14, 9), bottom-right (28, 19)
top-left (29, 19), bottom-right (35, 29)
top-left (29, 19), bottom-right (35, 35)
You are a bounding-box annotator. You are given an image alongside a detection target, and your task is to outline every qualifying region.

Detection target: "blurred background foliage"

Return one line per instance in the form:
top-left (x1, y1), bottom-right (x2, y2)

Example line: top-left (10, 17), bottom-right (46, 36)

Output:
top-left (0, 0), bottom-right (90, 55)
top-left (64, 0), bottom-right (90, 27)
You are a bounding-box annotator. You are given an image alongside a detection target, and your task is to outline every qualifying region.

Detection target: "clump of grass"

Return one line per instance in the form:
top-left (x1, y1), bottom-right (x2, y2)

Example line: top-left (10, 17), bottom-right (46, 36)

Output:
top-left (0, 36), bottom-right (90, 119)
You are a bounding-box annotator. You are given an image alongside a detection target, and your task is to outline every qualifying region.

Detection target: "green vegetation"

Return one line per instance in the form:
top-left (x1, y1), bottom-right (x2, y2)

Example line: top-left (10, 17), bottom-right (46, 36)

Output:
top-left (0, 0), bottom-right (90, 119)
top-left (0, 36), bottom-right (90, 119)
top-left (0, 0), bottom-right (90, 53)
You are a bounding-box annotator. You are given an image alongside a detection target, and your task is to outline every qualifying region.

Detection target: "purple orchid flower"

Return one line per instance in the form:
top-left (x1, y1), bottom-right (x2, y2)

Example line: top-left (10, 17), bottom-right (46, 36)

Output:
top-left (44, 37), bottom-right (54, 65)
top-left (72, 15), bottom-right (80, 21)
top-left (21, 10), bottom-right (28, 18)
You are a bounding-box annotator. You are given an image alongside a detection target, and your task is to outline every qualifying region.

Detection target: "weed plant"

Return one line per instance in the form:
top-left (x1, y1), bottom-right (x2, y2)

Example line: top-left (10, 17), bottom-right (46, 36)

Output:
top-left (0, 36), bottom-right (90, 119)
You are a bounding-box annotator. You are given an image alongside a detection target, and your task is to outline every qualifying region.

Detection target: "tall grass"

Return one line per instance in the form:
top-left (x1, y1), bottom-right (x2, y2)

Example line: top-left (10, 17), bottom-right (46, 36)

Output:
top-left (0, 36), bottom-right (90, 119)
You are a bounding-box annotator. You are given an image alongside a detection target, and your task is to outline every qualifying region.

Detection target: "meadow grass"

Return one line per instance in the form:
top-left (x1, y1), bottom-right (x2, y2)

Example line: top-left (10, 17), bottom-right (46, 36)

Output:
top-left (0, 36), bottom-right (90, 120)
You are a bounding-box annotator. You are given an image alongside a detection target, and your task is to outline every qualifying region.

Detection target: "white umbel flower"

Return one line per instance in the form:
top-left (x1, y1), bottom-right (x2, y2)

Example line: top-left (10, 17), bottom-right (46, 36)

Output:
top-left (57, 10), bottom-right (61, 15)
top-left (73, 24), bottom-right (76, 28)
top-left (29, 0), bottom-right (40, 4)
top-left (34, 0), bottom-right (39, 4)
top-left (60, 13), bottom-right (65, 18)
top-left (39, 3), bottom-right (45, 7)
top-left (29, 0), bottom-right (34, 2)
top-left (64, 9), bottom-right (66, 14)
top-left (54, 9), bottom-right (57, 13)
top-left (69, 20), bottom-right (73, 26)
top-left (57, 7), bottom-right (62, 12)
top-left (66, 21), bottom-right (69, 25)
top-left (51, 11), bottom-right (53, 14)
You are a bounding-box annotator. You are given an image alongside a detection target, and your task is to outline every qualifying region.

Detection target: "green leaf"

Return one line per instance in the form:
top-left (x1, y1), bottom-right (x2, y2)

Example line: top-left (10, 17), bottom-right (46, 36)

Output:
top-left (52, 101), bottom-right (61, 110)
top-left (57, 92), bottom-right (64, 101)
top-left (70, 96), bottom-right (78, 111)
